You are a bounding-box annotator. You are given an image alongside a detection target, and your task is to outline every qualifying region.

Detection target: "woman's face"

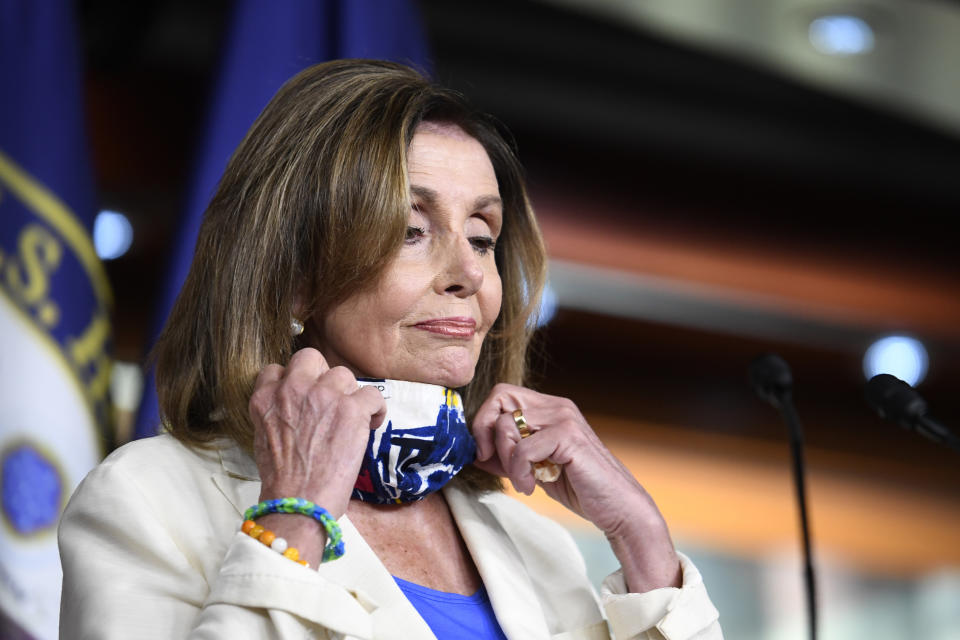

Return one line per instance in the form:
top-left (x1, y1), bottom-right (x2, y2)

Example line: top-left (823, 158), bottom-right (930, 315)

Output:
top-left (316, 123), bottom-right (503, 387)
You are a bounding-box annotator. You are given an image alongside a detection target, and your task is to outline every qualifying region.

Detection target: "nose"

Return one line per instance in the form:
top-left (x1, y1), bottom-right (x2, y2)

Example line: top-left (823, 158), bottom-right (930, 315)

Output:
top-left (435, 234), bottom-right (484, 298)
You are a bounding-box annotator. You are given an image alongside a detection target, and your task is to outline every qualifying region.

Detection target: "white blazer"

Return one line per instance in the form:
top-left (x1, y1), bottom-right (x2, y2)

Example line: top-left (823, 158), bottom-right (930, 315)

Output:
top-left (59, 434), bottom-right (721, 639)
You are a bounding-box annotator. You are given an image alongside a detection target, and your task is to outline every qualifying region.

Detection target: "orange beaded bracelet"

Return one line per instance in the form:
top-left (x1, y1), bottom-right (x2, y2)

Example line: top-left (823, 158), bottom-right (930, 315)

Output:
top-left (241, 519), bottom-right (309, 568)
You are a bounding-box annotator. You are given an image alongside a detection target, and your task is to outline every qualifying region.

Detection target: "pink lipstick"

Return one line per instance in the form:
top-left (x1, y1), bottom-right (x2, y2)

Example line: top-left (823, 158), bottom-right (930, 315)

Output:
top-left (413, 317), bottom-right (477, 339)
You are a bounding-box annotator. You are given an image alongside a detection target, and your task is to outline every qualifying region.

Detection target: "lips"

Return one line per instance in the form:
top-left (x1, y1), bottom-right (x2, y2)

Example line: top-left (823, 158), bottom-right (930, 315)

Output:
top-left (413, 317), bottom-right (477, 339)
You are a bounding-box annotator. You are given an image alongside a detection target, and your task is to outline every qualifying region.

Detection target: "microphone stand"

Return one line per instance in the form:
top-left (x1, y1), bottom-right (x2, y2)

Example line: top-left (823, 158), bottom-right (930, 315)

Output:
top-left (749, 354), bottom-right (817, 640)
top-left (777, 390), bottom-right (817, 640)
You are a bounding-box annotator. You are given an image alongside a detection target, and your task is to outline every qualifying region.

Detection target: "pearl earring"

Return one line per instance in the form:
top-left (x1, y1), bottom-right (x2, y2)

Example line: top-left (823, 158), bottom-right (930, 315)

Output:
top-left (290, 318), bottom-right (304, 336)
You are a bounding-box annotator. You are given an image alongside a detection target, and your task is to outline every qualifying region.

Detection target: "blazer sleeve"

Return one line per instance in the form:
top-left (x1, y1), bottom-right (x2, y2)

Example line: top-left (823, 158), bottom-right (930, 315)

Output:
top-left (58, 455), bottom-right (374, 640)
top-left (599, 552), bottom-right (722, 640)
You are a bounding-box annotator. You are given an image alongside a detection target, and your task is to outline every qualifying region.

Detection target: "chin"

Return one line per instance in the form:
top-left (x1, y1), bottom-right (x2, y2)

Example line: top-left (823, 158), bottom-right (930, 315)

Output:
top-left (412, 370), bottom-right (474, 389)
top-left (408, 360), bottom-right (477, 389)
top-left (442, 372), bottom-right (475, 389)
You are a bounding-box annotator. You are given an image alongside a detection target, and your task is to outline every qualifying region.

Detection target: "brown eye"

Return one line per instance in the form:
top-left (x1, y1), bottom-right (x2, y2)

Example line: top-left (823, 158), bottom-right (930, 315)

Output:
top-left (469, 236), bottom-right (496, 256)
top-left (405, 226), bottom-right (425, 243)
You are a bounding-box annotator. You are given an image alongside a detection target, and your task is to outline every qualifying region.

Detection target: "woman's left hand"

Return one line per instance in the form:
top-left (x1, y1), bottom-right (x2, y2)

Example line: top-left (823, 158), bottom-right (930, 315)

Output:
top-left (471, 383), bottom-right (682, 591)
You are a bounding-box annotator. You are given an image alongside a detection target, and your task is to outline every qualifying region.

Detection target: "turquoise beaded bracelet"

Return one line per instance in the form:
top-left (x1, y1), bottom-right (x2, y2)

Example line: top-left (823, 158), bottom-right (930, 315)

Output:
top-left (244, 498), bottom-right (344, 563)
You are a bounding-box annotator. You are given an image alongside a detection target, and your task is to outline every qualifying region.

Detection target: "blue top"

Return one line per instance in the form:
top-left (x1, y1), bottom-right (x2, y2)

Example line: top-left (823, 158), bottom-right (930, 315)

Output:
top-left (394, 577), bottom-right (508, 640)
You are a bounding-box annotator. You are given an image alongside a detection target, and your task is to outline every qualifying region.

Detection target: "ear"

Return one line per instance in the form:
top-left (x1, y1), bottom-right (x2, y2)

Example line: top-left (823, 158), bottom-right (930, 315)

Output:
top-left (292, 283), bottom-right (312, 321)
top-left (292, 289), bottom-right (321, 344)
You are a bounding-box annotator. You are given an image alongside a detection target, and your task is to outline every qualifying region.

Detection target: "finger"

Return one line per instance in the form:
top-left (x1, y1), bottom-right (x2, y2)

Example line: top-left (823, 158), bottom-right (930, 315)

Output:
top-left (470, 454), bottom-right (508, 477)
top-left (352, 384), bottom-right (388, 429)
top-left (281, 351), bottom-right (332, 408)
top-left (249, 364), bottom-right (285, 424)
top-left (254, 363), bottom-right (284, 390)
top-left (321, 365), bottom-right (358, 393)
top-left (473, 383), bottom-right (526, 461)
top-left (492, 411), bottom-right (523, 491)
top-left (298, 367), bottom-right (356, 424)
top-left (509, 433), bottom-right (561, 494)
top-left (284, 347), bottom-right (329, 381)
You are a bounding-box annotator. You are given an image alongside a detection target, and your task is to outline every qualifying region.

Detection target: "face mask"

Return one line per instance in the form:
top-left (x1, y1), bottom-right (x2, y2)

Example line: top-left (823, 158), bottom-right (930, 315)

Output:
top-left (351, 379), bottom-right (476, 504)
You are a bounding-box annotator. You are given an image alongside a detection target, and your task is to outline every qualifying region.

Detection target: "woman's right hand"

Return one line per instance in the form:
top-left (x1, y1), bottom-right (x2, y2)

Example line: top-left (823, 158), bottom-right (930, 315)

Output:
top-left (249, 348), bottom-right (386, 522)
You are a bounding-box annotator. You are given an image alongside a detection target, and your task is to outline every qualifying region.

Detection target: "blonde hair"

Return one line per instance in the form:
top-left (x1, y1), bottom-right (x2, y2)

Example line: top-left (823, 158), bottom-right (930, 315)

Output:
top-left (154, 60), bottom-right (546, 490)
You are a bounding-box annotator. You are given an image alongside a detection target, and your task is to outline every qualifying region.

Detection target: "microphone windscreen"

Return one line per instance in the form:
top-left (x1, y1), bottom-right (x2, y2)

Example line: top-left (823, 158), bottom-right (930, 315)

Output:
top-left (865, 374), bottom-right (928, 427)
top-left (749, 353), bottom-right (793, 407)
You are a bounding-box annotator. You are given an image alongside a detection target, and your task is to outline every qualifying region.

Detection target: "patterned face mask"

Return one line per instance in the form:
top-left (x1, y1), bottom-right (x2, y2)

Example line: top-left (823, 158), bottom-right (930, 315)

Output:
top-left (351, 379), bottom-right (477, 504)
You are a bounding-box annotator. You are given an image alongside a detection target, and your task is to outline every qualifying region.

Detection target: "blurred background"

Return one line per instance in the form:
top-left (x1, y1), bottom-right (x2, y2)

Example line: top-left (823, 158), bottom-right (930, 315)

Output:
top-left (2, 1), bottom-right (959, 638)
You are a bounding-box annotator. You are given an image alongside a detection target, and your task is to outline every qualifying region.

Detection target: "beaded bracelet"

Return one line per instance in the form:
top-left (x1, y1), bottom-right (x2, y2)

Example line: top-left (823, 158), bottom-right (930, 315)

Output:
top-left (244, 498), bottom-right (344, 563)
top-left (241, 519), bottom-right (309, 567)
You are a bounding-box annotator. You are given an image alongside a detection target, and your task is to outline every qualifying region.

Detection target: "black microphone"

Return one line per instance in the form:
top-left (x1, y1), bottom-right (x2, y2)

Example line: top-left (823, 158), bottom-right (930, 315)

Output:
top-left (749, 352), bottom-right (793, 408)
top-left (865, 374), bottom-right (960, 453)
top-left (749, 354), bottom-right (818, 640)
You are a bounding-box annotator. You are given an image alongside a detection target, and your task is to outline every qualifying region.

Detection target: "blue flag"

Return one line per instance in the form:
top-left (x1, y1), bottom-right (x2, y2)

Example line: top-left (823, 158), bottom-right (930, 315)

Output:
top-left (0, 2), bottom-right (111, 638)
top-left (135, 0), bottom-right (430, 438)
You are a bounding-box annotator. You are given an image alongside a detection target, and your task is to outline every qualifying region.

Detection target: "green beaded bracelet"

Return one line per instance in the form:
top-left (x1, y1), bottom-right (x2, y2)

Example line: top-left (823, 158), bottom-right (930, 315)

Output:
top-left (245, 498), bottom-right (344, 562)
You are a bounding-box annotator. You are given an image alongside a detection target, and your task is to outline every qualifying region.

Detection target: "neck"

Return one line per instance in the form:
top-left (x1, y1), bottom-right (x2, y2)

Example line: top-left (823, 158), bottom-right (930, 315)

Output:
top-left (348, 490), bottom-right (440, 519)
top-left (346, 491), bottom-right (483, 595)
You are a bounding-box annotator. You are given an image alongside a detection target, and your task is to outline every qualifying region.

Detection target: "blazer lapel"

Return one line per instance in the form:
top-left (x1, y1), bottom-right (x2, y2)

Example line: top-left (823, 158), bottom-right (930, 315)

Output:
top-left (445, 485), bottom-right (553, 640)
top-left (210, 441), bottom-right (260, 516)
top-left (210, 441), bottom-right (436, 640)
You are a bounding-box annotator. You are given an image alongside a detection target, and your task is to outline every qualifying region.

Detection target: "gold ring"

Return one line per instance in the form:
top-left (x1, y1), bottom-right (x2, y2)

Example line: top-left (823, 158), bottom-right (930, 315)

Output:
top-left (512, 409), bottom-right (532, 438)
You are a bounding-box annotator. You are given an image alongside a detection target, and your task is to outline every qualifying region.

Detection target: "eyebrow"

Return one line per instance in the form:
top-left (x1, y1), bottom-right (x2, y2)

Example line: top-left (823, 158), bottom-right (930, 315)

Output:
top-left (410, 185), bottom-right (502, 212)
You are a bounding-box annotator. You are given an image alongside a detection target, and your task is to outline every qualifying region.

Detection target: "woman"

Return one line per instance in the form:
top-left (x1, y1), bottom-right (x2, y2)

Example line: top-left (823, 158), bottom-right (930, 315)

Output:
top-left (59, 60), bottom-right (722, 639)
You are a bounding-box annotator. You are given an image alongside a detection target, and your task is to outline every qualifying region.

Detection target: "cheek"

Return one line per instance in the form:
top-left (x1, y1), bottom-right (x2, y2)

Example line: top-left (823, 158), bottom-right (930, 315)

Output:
top-left (351, 293), bottom-right (406, 339)
top-left (375, 270), bottom-right (424, 324)
top-left (322, 293), bottom-right (395, 351)
top-left (319, 302), bottom-right (363, 353)
top-left (348, 276), bottom-right (425, 352)
top-left (482, 269), bottom-right (503, 329)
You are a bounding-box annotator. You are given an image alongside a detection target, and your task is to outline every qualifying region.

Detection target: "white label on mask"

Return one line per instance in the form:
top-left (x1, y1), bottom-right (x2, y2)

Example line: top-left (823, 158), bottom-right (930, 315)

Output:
top-left (357, 379), bottom-right (391, 399)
